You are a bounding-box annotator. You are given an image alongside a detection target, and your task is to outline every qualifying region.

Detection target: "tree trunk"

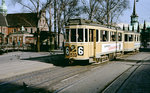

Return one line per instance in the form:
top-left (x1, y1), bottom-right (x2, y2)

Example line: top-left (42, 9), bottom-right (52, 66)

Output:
top-left (49, 4), bottom-right (52, 51)
top-left (54, 0), bottom-right (57, 49)
top-left (36, 0), bottom-right (40, 52)
top-left (106, 0), bottom-right (110, 25)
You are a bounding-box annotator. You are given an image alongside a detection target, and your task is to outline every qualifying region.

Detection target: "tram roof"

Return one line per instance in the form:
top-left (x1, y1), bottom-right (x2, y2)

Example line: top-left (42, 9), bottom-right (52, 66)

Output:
top-left (66, 18), bottom-right (121, 30)
top-left (66, 18), bottom-right (140, 34)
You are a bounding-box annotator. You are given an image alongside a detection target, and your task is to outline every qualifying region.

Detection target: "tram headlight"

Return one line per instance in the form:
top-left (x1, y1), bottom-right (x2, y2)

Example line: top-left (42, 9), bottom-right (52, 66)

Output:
top-left (71, 45), bottom-right (75, 50)
top-left (65, 46), bottom-right (69, 56)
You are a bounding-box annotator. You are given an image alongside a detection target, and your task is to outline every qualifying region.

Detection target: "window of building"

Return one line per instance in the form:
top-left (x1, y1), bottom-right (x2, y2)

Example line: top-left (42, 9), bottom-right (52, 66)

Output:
top-left (78, 29), bottom-right (83, 42)
top-left (31, 28), bottom-right (33, 34)
top-left (85, 29), bottom-right (88, 42)
top-left (101, 30), bottom-right (109, 42)
top-left (71, 29), bottom-right (76, 42)
top-left (137, 35), bottom-right (140, 41)
top-left (118, 33), bottom-right (122, 41)
top-left (14, 29), bottom-right (16, 32)
top-left (25, 28), bottom-right (27, 31)
top-left (135, 35), bottom-right (137, 41)
top-left (3, 28), bottom-right (5, 33)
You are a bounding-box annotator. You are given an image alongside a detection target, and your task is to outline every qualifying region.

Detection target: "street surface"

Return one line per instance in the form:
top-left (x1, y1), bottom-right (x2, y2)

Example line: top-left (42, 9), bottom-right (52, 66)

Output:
top-left (0, 51), bottom-right (150, 93)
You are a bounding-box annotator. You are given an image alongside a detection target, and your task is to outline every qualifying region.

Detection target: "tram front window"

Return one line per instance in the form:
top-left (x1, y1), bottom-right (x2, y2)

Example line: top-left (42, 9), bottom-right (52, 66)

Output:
top-left (78, 29), bottom-right (83, 42)
top-left (85, 29), bottom-right (88, 42)
top-left (71, 29), bottom-right (76, 42)
top-left (66, 29), bottom-right (69, 42)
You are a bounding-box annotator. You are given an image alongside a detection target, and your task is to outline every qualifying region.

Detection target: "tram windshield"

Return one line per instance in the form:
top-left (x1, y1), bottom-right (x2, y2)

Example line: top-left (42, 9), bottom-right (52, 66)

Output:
top-left (66, 29), bottom-right (69, 42)
top-left (78, 29), bottom-right (83, 42)
top-left (71, 29), bottom-right (76, 42)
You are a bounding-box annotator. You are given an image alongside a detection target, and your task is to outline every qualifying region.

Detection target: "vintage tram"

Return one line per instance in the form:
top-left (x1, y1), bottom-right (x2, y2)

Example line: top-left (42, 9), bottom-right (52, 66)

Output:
top-left (64, 19), bottom-right (140, 63)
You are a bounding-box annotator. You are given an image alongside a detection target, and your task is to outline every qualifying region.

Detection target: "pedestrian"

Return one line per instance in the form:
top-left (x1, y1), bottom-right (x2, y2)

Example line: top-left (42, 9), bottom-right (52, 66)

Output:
top-left (18, 40), bottom-right (20, 50)
top-left (13, 40), bottom-right (15, 50)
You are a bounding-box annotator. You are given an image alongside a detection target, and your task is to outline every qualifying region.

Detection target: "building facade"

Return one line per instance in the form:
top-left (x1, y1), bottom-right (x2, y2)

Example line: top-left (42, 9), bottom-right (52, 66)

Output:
top-left (0, 0), bottom-right (49, 46)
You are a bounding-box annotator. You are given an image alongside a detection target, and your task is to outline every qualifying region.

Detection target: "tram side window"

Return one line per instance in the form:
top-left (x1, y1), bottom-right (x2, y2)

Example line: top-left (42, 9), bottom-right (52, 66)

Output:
top-left (85, 29), bottom-right (88, 42)
top-left (118, 33), bottom-right (122, 41)
top-left (78, 29), bottom-right (83, 42)
top-left (89, 29), bottom-right (94, 42)
top-left (96, 30), bottom-right (99, 42)
top-left (129, 35), bottom-right (133, 41)
top-left (66, 29), bottom-right (69, 42)
top-left (125, 34), bottom-right (128, 41)
top-left (110, 32), bottom-right (116, 41)
top-left (101, 30), bottom-right (108, 42)
top-left (71, 29), bottom-right (76, 42)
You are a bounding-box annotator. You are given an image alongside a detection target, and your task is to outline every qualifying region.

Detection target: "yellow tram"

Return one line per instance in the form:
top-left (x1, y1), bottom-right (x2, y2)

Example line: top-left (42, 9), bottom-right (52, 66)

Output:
top-left (64, 19), bottom-right (140, 63)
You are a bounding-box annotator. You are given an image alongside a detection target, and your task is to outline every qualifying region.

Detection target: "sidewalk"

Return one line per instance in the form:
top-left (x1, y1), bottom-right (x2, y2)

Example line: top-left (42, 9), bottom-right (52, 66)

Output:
top-left (0, 51), bottom-right (63, 80)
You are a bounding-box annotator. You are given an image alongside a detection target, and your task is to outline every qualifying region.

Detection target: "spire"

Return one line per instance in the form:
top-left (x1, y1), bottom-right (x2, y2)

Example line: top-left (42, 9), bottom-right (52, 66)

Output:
top-left (132, 0), bottom-right (137, 17)
top-left (130, 0), bottom-right (139, 31)
top-left (0, 0), bottom-right (7, 16)
top-left (143, 20), bottom-right (146, 31)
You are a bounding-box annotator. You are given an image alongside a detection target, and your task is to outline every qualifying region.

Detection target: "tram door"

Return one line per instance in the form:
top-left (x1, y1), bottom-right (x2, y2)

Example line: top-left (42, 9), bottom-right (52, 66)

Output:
top-left (89, 29), bottom-right (96, 57)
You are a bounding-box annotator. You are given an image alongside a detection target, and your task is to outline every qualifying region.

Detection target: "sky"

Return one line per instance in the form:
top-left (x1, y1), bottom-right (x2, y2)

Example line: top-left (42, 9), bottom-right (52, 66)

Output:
top-left (1, 0), bottom-right (150, 24)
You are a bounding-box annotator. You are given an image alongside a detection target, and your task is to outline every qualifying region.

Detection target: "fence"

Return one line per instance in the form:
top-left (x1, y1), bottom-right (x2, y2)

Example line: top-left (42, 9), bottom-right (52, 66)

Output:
top-left (0, 44), bottom-right (34, 52)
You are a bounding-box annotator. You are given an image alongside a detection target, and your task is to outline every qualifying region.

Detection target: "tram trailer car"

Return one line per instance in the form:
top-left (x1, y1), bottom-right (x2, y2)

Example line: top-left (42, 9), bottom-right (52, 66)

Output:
top-left (64, 19), bottom-right (141, 63)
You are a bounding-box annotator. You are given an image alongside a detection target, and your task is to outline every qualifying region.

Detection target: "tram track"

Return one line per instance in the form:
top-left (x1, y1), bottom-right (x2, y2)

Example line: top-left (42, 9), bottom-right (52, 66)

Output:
top-left (101, 55), bottom-right (150, 93)
top-left (0, 61), bottom-right (102, 93)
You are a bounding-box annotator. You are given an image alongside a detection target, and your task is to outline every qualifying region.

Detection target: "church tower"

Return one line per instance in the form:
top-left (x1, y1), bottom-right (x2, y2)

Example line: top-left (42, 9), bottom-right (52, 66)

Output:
top-left (130, 0), bottom-right (138, 31)
top-left (0, 0), bottom-right (7, 16)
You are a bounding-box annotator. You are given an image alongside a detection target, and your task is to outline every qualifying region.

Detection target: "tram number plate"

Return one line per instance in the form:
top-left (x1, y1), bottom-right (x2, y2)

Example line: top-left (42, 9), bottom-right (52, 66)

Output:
top-left (78, 46), bottom-right (84, 56)
top-left (70, 52), bottom-right (77, 57)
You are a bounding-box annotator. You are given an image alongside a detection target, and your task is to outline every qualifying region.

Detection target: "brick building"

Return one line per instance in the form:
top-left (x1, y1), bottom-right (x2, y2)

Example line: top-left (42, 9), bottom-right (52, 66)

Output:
top-left (0, 0), bottom-right (48, 46)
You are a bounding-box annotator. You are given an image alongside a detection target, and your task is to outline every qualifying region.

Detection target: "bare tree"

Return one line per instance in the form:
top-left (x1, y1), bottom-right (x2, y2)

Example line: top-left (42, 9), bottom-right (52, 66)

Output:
top-left (96, 0), bottom-right (129, 25)
top-left (81, 0), bottom-right (129, 25)
top-left (53, 0), bottom-right (80, 48)
top-left (81, 0), bottom-right (100, 20)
